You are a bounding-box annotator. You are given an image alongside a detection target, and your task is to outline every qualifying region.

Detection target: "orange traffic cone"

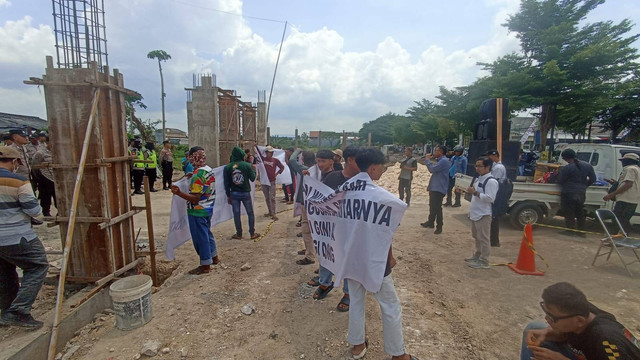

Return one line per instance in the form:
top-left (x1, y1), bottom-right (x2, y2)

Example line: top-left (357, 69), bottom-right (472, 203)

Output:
top-left (508, 223), bottom-right (544, 276)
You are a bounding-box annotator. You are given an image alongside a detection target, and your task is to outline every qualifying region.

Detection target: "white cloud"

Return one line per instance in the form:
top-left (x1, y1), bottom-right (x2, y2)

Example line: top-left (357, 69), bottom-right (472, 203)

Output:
top-left (0, 16), bottom-right (54, 65)
top-left (0, 0), bottom-right (11, 8)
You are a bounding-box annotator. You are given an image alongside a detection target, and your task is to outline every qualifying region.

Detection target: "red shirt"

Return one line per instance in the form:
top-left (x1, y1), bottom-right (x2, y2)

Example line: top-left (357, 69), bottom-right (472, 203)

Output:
top-left (263, 157), bottom-right (284, 182)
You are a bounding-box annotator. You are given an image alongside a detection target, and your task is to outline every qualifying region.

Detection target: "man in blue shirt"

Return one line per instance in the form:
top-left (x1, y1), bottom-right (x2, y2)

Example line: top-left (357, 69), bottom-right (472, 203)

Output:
top-left (445, 145), bottom-right (467, 208)
top-left (420, 145), bottom-right (450, 234)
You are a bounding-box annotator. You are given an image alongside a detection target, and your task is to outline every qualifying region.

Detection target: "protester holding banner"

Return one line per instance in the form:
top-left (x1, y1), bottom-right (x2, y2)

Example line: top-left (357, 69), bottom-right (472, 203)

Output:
top-left (258, 146), bottom-right (285, 220)
top-left (419, 145), bottom-right (450, 234)
top-left (347, 147), bottom-right (418, 360)
top-left (170, 146), bottom-right (218, 275)
top-left (314, 149), bottom-right (335, 180)
top-left (312, 146), bottom-right (361, 312)
top-left (290, 149), bottom-right (318, 265)
top-left (464, 157), bottom-right (498, 269)
top-left (224, 147), bottom-right (259, 240)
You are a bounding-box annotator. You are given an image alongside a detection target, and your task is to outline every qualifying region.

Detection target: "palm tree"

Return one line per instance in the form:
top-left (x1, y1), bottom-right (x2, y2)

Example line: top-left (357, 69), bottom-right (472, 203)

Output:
top-left (147, 50), bottom-right (171, 141)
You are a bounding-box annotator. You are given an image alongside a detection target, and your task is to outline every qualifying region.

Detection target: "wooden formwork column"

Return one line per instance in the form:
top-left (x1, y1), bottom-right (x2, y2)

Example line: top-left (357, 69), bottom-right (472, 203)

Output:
top-left (240, 102), bottom-right (257, 149)
top-left (34, 56), bottom-right (136, 281)
top-left (218, 89), bottom-right (241, 165)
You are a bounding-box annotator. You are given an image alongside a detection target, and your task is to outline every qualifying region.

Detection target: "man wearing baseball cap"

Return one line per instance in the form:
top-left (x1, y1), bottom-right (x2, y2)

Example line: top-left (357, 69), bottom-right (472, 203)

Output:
top-left (603, 153), bottom-right (640, 234)
top-left (0, 146), bottom-right (49, 328)
top-left (332, 149), bottom-right (344, 171)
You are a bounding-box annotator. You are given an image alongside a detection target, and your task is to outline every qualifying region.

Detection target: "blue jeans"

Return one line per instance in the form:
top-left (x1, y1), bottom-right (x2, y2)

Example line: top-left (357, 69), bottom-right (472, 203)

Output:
top-left (188, 215), bottom-right (217, 265)
top-left (318, 265), bottom-right (349, 294)
top-left (230, 191), bottom-right (255, 236)
top-left (0, 237), bottom-right (49, 315)
top-left (520, 321), bottom-right (578, 360)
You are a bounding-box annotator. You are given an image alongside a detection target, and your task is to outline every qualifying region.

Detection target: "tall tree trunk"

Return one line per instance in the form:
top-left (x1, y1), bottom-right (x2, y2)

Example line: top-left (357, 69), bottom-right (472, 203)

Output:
top-left (539, 103), bottom-right (557, 154)
top-left (158, 59), bottom-right (166, 142)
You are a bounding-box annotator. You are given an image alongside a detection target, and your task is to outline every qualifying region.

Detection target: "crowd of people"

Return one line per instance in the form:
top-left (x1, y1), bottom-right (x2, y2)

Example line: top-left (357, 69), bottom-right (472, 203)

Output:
top-left (2, 131), bottom-right (640, 359)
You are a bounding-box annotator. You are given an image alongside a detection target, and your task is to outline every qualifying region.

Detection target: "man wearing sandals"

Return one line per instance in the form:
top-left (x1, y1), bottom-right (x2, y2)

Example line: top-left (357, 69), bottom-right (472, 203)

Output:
top-left (170, 147), bottom-right (219, 274)
top-left (224, 147), bottom-right (259, 240)
top-left (311, 147), bottom-right (361, 313)
top-left (349, 148), bottom-right (418, 360)
top-left (290, 149), bottom-right (318, 265)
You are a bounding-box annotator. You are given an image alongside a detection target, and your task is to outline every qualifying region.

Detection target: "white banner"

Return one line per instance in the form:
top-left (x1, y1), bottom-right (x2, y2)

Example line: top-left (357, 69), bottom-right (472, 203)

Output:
top-left (304, 172), bottom-right (407, 292)
top-left (293, 164), bottom-right (321, 217)
top-left (520, 118), bottom-right (538, 144)
top-left (166, 165), bottom-right (255, 259)
top-left (254, 145), bottom-right (293, 185)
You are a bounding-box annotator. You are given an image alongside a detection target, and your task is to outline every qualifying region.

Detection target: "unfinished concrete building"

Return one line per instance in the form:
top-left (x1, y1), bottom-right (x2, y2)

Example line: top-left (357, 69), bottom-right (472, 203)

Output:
top-left (186, 75), bottom-right (262, 167)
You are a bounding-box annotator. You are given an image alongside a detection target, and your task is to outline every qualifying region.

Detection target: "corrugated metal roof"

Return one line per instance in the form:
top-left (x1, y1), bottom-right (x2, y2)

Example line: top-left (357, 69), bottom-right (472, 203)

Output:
top-left (0, 112), bottom-right (47, 133)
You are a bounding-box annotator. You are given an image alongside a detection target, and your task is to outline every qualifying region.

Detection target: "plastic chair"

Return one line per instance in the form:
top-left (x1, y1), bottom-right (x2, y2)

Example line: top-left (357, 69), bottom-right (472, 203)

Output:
top-left (593, 209), bottom-right (640, 277)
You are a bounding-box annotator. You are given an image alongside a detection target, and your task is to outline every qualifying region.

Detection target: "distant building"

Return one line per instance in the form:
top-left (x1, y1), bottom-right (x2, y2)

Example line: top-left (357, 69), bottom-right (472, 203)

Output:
top-left (0, 112), bottom-right (47, 134)
top-left (155, 128), bottom-right (189, 145)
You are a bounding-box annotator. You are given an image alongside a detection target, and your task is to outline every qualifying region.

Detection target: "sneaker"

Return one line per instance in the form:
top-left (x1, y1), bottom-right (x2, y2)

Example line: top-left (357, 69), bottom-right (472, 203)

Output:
top-left (420, 222), bottom-right (434, 228)
top-left (464, 255), bottom-right (480, 263)
top-left (468, 260), bottom-right (490, 269)
top-left (0, 312), bottom-right (43, 329)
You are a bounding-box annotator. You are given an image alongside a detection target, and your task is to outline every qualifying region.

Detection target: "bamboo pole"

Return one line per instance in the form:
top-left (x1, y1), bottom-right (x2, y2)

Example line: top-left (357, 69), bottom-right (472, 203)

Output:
top-left (496, 98), bottom-right (503, 161)
top-left (143, 175), bottom-right (158, 286)
top-left (47, 88), bottom-right (101, 360)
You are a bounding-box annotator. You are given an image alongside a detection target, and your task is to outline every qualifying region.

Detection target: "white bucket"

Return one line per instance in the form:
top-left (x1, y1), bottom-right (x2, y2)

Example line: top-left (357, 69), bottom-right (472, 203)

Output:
top-left (109, 275), bottom-right (153, 330)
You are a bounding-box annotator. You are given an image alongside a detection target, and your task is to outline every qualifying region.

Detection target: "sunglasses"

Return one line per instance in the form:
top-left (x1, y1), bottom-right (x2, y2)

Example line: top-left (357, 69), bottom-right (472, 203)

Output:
top-left (539, 302), bottom-right (582, 323)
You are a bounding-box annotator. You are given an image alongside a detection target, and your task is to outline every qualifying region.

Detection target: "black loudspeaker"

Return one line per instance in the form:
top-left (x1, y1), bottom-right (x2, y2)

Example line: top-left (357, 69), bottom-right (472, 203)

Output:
top-left (473, 119), bottom-right (512, 141)
top-left (479, 98), bottom-right (509, 121)
top-left (466, 140), bottom-right (521, 181)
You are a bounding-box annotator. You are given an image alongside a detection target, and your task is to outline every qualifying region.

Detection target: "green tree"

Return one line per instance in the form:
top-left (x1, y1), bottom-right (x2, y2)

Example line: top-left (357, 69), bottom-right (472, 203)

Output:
top-left (598, 70), bottom-right (640, 141)
top-left (147, 50), bottom-right (172, 142)
top-left (500, 0), bottom-right (639, 149)
top-left (125, 94), bottom-right (158, 142)
top-left (358, 113), bottom-right (399, 145)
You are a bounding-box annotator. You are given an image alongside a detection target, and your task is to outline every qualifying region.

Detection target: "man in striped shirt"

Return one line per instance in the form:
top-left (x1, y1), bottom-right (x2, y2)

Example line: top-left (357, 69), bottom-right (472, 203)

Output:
top-left (0, 146), bottom-right (49, 329)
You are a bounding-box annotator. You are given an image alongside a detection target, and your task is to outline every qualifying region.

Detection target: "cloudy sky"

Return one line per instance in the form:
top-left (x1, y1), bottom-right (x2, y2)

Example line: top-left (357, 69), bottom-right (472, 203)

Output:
top-left (1, 0), bottom-right (639, 136)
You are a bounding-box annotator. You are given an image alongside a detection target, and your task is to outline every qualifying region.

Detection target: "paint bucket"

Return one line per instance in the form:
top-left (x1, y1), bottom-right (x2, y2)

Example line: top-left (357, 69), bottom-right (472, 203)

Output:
top-left (109, 275), bottom-right (153, 330)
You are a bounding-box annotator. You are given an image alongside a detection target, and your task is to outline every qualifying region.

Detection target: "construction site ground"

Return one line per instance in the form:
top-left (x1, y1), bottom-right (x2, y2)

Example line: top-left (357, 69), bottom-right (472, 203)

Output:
top-left (2, 163), bottom-right (640, 360)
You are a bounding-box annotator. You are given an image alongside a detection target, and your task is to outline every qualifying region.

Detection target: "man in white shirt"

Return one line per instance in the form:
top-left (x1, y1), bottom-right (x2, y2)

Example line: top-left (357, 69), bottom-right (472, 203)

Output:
top-left (485, 149), bottom-right (507, 247)
top-left (465, 157), bottom-right (499, 269)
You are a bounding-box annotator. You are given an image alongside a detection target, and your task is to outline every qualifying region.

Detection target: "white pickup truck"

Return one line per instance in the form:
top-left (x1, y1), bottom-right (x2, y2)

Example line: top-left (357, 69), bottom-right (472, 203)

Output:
top-left (455, 143), bottom-right (640, 228)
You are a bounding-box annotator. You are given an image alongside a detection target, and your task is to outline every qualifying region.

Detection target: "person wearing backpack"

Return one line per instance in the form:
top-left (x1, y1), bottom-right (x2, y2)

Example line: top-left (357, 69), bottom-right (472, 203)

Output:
top-left (224, 147), bottom-right (259, 240)
top-left (486, 149), bottom-right (508, 247)
top-left (464, 157), bottom-right (499, 269)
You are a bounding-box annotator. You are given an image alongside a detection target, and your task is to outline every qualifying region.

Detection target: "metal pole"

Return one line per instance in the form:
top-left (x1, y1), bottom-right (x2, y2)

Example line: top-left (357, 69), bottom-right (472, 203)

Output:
top-left (266, 21), bottom-right (287, 125)
top-left (496, 98), bottom-right (503, 161)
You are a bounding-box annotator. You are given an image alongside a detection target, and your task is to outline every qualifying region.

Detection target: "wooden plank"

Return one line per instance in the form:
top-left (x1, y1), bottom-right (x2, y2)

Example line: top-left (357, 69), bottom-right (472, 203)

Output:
top-left (99, 155), bottom-right (136, 163)
top-left (32, 163), bottom-right (111, 169)
top-left (43, 216), bottom-right (108, 222)
top-left (97, 209), bottom-right (141, 230)
top-left (94, 258), bottom-right (142, 287)
top-left (24, 78), bottom-right (140, 97)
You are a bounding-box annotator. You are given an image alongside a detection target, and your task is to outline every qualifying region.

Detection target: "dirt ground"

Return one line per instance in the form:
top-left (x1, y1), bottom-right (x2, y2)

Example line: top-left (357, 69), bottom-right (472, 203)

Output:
top-left (3, 163), bottom-right (640, 360)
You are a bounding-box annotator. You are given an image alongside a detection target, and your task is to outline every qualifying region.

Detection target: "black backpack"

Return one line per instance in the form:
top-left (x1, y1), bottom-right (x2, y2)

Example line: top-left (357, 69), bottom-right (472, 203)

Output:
top-left (479, 176), bottom-right (513, 216)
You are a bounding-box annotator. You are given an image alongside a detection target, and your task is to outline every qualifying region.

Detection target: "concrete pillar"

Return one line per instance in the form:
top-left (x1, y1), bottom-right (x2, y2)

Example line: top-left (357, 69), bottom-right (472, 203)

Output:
top-left (187, 75), bottom-right (219, 167)
top-left (295, 128), bottom-right (299, 147)
top-left (257, 101), bottom-right (267, 145)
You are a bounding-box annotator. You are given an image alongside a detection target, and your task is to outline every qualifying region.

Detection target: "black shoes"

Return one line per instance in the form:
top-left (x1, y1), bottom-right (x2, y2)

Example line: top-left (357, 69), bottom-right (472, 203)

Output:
top-left (0, 312), bottom-right (43, 329)
top-left (434, 228), bottom-right (442, 234)
top-left (420, 222), bottom-right (434, 228)
top-left (452, 203), bottom-right (461, 208)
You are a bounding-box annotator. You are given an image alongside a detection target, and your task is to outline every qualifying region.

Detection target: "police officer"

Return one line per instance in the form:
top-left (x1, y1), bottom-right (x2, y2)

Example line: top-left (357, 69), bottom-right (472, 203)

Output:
top-left (131, 139), bottom-right (145, 195)
top-left (144, 142), bottom-right (158, 192)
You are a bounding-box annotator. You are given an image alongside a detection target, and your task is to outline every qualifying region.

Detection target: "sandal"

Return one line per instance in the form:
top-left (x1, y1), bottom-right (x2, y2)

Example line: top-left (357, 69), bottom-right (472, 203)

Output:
top-left (231, 234), bottom-right (242, 240)
top-left (337, 294), bottom-right (350, 312)
top-left (307, 276), bottom-right (321, 287)
top-left (352, 340), bottom-right (368, 360)
top-left (296, 258), bottom-right (315, 265)
top-left (297, 249), bottom-right (306, 255)
top-left (188, 265), bottom-right (210, 275)
top-left (212, 256), bottom-right (220, 265)
top-left (409, 356), bottom-right (420, 360)
top-left (296, 221), bottom-right (302, 227)
top-left (250, 233), bottom-right (260, 240)
top-left (313, 284), bottom-right (334, 300)
top-left (296, 232), bottom-right (303, 238)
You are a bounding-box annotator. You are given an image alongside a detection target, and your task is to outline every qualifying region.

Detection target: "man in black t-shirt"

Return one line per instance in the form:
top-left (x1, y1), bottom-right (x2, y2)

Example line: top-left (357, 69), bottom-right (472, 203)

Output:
top-left (521, 282), bottom-right (640, 360)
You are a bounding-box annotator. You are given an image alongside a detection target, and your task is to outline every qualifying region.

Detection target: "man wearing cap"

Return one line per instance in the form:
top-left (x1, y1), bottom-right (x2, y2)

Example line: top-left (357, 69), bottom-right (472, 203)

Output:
top-left (486, 149), bottom-right (507, 247)
top-left (556, 149), bottom-right (597, 237)
top-left (144, 142), bottom-right (158, 192)
top-left (8, 130), bottom-right (32, 181)
top-left (603, 153), bottom-right (640, 234)
top-left (0, 146), bottom-right (49, 328)
top-left (259, 146), bottom-right (285, 220)
top-left (31, 136), bottom-right (56, 217)
top-left (398, 147), bottom-right (417, 206)
top-left (419, 145), bottom-right (450, 234)
top-left (1, 134), bottom-right (13, 146)
top-left (333, 149), bottom-right (344, 171)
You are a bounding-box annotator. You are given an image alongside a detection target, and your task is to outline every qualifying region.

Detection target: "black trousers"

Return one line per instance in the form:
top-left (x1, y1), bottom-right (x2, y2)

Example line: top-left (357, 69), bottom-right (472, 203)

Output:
top-left (145, 168), bottom-right (157, 190)
top-left (161, 161), bottom-right (173, 188)
top-left (38, 176), bottom-right (56, 216)
top-left (445, 176), bottom-right (461, 205)
top-left (561, 192), bottom-right (586, 230)
top-left (398, 178), bottom-right (412, 205)
top-left (133, 170), bottom-right (144, 191)
top-left (613, 201), bottom-right (637, 235)
top-left (428, 191), bottom-right (445, 229)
